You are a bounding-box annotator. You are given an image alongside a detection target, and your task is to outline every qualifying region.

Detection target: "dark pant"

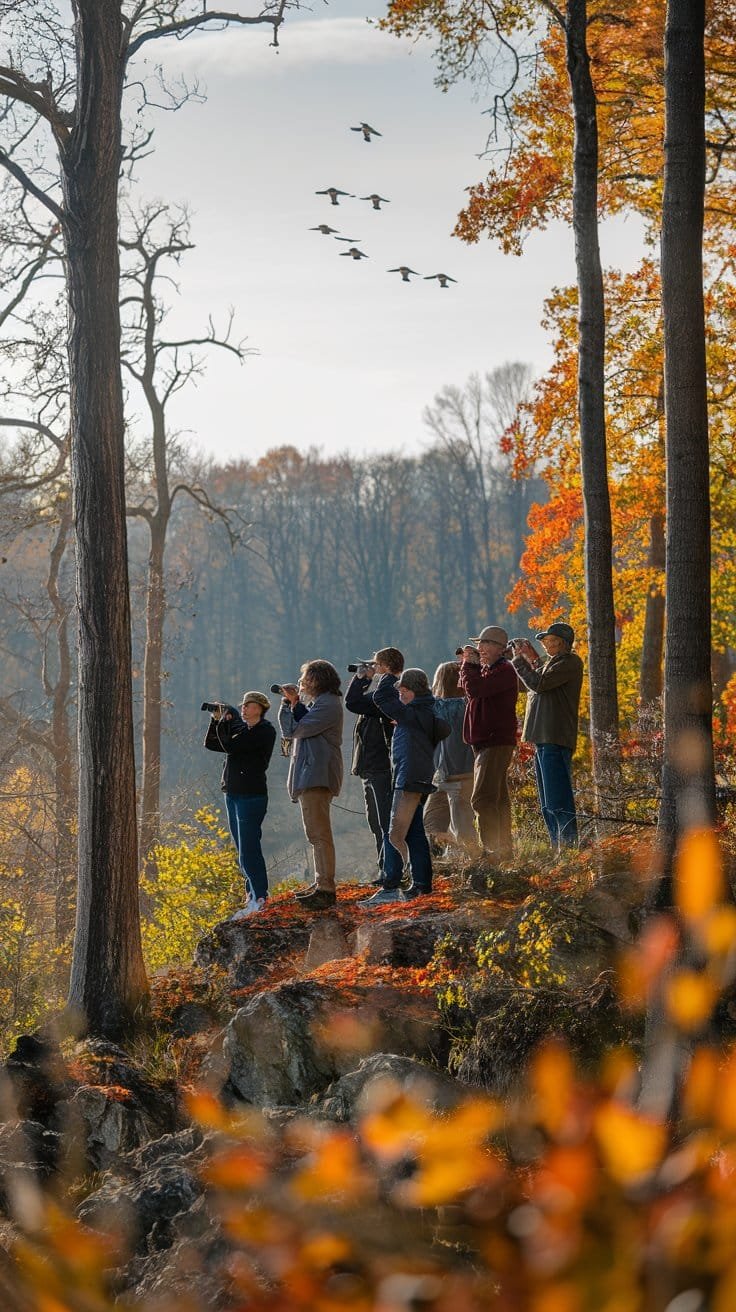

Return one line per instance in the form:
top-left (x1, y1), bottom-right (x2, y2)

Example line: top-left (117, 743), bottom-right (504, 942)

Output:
top-left (363, 770), bottom-right (393, 875)
top-left (534, 744), bottom-right (578, 848)
top-left (384, 790), bottom-right (432, 891)
top-left (225, 793), bottom-right (269, 901)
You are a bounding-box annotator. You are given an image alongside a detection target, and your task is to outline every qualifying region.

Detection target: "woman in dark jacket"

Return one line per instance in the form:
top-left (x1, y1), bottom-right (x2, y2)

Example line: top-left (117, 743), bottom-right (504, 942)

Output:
top-left (360, 667), bottom-right (450, 905)
top-left (205, 691), bottom-right (276, 919)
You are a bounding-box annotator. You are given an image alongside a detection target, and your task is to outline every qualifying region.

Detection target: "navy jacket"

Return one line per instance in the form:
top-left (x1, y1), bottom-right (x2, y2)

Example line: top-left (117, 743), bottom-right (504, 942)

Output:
top-left (345, 673), bottom-right (392, 778)
top-left (205, 710), bottom-right (276, 796)
top-left (372, 676), bottom-right (450, 794)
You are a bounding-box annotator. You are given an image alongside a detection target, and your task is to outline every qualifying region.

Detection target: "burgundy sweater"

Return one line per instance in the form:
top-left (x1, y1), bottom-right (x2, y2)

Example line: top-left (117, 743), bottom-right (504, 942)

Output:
top-left (458, 657), bottom-right (519, 748)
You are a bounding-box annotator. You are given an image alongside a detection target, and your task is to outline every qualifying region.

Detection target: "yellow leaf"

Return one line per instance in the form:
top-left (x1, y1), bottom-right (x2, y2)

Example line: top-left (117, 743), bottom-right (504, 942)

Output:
top-left (594, 1101), bottom-right (667, 1185)
top-left (675, 828), bottom-right (724, 921)
top-left (665, 971), bottom-right (718, 1033)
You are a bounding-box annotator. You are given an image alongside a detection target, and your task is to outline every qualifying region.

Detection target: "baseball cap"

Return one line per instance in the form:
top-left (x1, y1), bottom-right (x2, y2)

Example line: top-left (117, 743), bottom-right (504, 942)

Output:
top-left (535, 622), bottom-right (575, 645)
top-left (469, 625), bottom-right (509, 646)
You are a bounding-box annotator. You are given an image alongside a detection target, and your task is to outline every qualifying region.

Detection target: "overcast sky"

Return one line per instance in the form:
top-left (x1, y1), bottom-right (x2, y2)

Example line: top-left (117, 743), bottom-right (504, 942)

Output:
top-left (130, 2), bottom-right (645, 465)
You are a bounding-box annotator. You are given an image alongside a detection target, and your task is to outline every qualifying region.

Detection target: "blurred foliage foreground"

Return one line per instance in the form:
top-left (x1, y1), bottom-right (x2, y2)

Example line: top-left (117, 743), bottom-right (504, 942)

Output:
top-left (1, 825), bottom-right (736, 1310)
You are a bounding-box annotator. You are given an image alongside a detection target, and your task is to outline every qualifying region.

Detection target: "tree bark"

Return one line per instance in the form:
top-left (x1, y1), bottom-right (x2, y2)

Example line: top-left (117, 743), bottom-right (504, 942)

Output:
top-left (63, 0), bottom-right (147, 1035)
top-left (656, 0), bottom-right (715, 871)
top-left (639, 511), bottom-right (666, 706)
top-left (565, 0), bottom-right (620, 794)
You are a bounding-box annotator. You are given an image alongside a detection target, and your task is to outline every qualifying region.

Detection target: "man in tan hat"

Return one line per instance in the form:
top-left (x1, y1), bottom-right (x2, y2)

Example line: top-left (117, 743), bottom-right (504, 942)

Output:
top-left (458, 626), bottom-right (518, 862)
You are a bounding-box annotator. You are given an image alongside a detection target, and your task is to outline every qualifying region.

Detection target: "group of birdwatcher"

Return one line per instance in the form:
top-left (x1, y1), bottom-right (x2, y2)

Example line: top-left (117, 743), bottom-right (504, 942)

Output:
top-left (309, 121), bottom-right (457, 288)
top-left (204, 621), bottom-right (584, 918)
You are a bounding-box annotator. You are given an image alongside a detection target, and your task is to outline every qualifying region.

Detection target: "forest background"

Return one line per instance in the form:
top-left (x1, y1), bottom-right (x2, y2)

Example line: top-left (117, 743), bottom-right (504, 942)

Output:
top-left (0, 0), bottom-right (735, 1044)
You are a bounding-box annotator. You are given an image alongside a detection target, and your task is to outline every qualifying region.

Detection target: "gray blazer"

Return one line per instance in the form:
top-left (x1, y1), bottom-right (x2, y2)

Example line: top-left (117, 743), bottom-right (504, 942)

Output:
top-left (279, 693), bottom-right (344, 800)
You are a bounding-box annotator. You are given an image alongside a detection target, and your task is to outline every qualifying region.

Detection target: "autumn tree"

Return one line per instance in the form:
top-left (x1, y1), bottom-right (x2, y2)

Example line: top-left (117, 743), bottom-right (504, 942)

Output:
top-left (0, 0), bottom-right (292, 1037)
top-left (656, 0), bottom-right (715, 863)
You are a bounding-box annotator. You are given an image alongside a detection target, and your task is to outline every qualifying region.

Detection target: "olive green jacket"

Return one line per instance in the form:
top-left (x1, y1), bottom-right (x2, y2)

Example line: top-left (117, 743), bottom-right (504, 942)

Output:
top-left (511, 650), bottom-right (584, 751)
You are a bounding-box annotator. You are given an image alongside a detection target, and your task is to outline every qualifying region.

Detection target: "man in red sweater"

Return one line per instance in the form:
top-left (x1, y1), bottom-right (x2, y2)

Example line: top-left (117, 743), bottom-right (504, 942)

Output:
top-left (458, 626), bottom-right (519, 862)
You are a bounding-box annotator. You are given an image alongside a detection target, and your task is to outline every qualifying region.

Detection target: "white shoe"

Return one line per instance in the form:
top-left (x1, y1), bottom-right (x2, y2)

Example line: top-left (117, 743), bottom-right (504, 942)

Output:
top-left (230, 897), bottom-right (265, 921)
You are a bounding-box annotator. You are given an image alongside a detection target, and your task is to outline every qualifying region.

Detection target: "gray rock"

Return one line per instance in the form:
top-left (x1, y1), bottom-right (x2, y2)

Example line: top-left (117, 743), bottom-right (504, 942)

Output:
top-left (355, 911), bottom-right (469, 967)
top-left (224, 979), bottom-right (448, 1107)
top-left (303, 917), bottom-right (350, 970)
top-left (310, 1053), bottom-right (464, 1122)
top-left (67, 1086), bottom-right (166, 1171)
top-left (195, 916), bottom-right (313, 990)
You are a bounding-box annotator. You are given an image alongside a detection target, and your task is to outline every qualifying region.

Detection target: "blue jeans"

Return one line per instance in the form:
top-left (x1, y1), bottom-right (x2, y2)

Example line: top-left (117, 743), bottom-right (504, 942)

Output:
top-left (534, 745), bottom-right (577, 848)
top-left (383, 790), bottom-right (432, 891)
top-left (225, 793), bottom-right (269, 901)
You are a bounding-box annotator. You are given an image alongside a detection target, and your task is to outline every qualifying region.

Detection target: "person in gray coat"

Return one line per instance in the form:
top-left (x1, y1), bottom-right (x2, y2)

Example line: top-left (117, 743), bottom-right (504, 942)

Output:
top-left (423, 661), bottom-right (480, 854)
top-left (279, 659), bottom-right (344, 910)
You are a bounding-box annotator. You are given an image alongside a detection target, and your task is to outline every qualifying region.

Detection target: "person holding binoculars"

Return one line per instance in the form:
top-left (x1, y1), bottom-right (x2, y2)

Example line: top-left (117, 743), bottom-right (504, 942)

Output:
top-left (345, 647), bottom-right (405, 888)
top-left (458, 626), bottom-right (519, 864)
top-left (278, 659), bottom-right (344, 911)
top-left (203, 692), bottom-right (276, 918)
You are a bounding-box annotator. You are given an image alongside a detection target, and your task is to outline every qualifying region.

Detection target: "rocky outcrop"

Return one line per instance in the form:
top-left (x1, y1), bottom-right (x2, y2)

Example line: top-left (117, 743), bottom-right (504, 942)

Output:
top-left (310, 1053), bottom-right (464, 1122)
top-left (224, 977), bottom-right (449, 1107)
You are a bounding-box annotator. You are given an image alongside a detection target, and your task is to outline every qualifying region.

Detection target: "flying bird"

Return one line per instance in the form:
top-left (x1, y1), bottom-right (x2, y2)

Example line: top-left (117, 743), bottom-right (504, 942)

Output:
top-left (424, 273), bottom-right (458, 288)
top-left (360, 194), bottom-right (390, 210)
top-left (339, 247), bottom-right (369, 260)
top-left (309, 224), bottom-right (339, 235)
top-left (335, 235), bottom-right (362, 243)
top-left (388, 266), bottom-right (420, 282)
top-left (315, 187), bottom-right (355, 206)
top-left (351, 122), bottom-right (382, 142)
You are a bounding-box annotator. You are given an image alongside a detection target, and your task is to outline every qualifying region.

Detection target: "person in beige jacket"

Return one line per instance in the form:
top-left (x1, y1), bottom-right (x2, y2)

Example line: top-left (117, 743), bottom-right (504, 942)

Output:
top-left (511, 622), bottom-right (584, 849)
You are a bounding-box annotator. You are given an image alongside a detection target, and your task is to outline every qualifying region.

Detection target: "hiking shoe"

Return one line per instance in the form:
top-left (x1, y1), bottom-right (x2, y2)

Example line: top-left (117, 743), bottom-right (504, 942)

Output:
top-left (298, 888), bottom-right (337, 911)
top-left (402, 885), bottom-right (431, 900)
top-left (357, 887), bottom-right (405, 909)
top-left (230, 897), bottom-right (266, 921)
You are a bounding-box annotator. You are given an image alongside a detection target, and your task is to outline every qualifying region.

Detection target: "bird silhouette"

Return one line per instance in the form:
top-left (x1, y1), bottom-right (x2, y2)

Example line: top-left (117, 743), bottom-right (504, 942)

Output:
top-left (315, 187), bottom-right (355, 206)
top-left (424, 273), bottom-right (458, 288)
top-left (335, 236), bottom-right (362, 243)
top-left (388, 266), bottom-right (420, 282)
top-left (351, 122), bottom-right (382, 142)
top-left (360, 194), bottom-right (390, 211)
top-left (339, 247), bottom-right (369, 260)
top-left (309, 224), bottom-right (339, 235)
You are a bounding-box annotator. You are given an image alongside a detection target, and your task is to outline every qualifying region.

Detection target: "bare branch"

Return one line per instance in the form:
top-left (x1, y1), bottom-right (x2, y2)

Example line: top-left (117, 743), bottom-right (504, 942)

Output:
top-left (0, 148), bottom-right (66, 226)
top-left (126, 2), bottom-right (291, 62)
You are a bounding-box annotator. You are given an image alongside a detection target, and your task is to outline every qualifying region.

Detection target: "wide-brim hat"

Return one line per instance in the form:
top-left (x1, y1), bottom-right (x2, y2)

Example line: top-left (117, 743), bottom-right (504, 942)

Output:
top-left (469, 625), bottom-right (509, 646)
top-left (535, 622), bottom-right (575, 645)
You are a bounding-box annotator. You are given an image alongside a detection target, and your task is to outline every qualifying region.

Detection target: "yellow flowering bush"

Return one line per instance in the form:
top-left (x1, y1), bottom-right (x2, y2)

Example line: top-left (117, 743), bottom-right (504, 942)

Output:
top-left (141, 806), bottom-right (241, 971)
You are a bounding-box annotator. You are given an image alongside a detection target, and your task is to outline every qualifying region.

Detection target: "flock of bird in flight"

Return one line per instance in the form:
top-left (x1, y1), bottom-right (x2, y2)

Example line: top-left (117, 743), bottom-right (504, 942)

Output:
top-left (310, 122), bottom-right (457, 288)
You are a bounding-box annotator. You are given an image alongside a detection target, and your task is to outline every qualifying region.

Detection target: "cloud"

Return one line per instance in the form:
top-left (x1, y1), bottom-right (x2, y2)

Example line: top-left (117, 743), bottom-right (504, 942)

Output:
top-left (154, 16), bottom-right (423, 77)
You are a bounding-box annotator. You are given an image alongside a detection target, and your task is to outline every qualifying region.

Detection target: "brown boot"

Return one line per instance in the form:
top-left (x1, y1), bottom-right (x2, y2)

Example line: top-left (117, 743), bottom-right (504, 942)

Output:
top-left (299, 888), bottom-right (337, 911)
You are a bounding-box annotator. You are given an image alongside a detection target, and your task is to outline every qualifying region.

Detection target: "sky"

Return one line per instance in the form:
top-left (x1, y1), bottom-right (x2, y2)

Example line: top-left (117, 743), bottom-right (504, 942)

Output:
top-left (131, 1), bottom-right (646, 465)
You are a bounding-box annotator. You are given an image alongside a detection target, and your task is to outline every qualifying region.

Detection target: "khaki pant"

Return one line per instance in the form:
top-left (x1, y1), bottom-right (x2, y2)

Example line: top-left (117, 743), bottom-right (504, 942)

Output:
top-left (471, 746), bottom-right (515, 861)
top-left (423, 775), bottom-right (480, 853)
top-left (298, 787), bottom-right (336, 891)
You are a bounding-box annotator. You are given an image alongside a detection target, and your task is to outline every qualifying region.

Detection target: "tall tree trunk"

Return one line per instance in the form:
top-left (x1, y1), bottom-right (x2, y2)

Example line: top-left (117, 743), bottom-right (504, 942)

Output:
top-left (656, 0), bottom-right (715, 874)
top-left (63, 0), bottom-right (147, 1036)
top-left (48, 501), bottom-right (77, 947)
top-left (639, 511), bottom-right (666, 706)
top-left (565, 0), bottom-right (620, 795)
top-left (139, 521), bottom-right (166, 864)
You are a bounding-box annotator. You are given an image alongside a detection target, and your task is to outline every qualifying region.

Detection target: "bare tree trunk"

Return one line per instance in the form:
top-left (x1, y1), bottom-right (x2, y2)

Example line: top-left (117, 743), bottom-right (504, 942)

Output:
top-left (656, 0), bottom-right (715, 879)
top-left (639, 511), bottom-right (666, 706)
top-left (139, 523), bottom-right (166, 863)
top-left (47, 500), bottom-right (77, 947)
top-left (565, 0), bottom-right (620, 796)
top-left (63, 0), bottom-right (147, 1036)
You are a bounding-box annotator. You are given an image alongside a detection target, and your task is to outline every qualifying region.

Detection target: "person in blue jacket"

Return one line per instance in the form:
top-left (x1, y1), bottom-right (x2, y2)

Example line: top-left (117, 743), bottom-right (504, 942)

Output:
top-left (359, 667), bottom-right (450, 907)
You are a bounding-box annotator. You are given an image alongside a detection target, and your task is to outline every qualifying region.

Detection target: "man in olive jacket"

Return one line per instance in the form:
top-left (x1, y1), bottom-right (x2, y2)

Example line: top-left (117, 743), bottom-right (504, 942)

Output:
top-left (511, 622), bottom-right (584, 849)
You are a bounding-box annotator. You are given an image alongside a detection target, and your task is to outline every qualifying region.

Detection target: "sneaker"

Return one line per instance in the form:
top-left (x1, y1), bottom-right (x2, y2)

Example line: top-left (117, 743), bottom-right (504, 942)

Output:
top-left (402, 885), bottom-right (431, 900)
top-left (357, 887), bottom-right (405, 909)
top-left (230, 897), bottom-right (266, 921)
top-left (298, 888), bottom-right (337, 911)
